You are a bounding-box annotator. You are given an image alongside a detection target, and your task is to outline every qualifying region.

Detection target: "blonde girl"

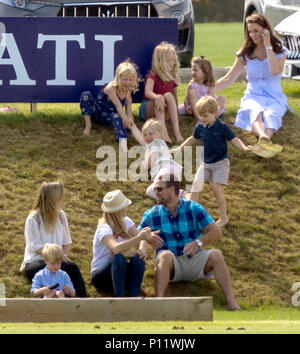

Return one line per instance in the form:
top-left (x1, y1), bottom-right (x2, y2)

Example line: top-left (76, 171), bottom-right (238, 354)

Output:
top-left (20, 181), bottom-right (87, 297)
top-left (80, 60), bottom-right (144, 151)
top-left (139, 42), bottom-right (183, 143)
top-left (91, 190), bottom-right (162, 297)
top-left (179, 56), bottom-right (226, 120)
top-left (142, 119), bottom-right (185, 199)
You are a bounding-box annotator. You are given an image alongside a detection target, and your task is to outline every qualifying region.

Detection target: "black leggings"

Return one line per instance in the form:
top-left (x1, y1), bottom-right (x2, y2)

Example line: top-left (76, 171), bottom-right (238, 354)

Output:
top-left (25, 259), bottom-right (87, 297)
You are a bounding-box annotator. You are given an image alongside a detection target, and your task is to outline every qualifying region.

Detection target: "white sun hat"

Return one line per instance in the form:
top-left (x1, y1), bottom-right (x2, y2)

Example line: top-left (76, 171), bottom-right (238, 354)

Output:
top-left (101, 190), bottom-right (132, 213)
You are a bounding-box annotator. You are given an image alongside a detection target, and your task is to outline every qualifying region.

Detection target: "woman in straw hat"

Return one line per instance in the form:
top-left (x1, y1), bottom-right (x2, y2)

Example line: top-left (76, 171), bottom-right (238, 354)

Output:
top-left (91, 190), bottom-right (162, 297)
top-left (21, 181), bottom-right (87, 297)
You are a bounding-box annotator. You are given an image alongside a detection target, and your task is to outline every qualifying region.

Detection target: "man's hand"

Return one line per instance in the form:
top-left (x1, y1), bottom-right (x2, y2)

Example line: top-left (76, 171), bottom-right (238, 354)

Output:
top-left (147, 230), bottom-right (164, 249)
top-left (183, 241), bottom-right (200, 256)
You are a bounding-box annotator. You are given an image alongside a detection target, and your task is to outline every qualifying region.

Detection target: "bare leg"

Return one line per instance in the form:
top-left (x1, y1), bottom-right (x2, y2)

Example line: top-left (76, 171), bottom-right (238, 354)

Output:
top-left (155, 251), bottom-right (174, 297)
top-left (251, 113), bottom-right (270, 141)
top-left (164, 93), bottom-right (183, 142)
top-left (265, 128), bottom-right (274, 139)
top-left (145, 100), bottom-right (171, 143)
top-left (204, 249), bottom-right (240, 310)
top-left (188, 89), bottom-right (200, 121)
top-left (212, 183), bottom-right (228, 227)
top-left (217, 95), bottom-right (226, 114)
top-left (83, 114), bottom-right (92, 136)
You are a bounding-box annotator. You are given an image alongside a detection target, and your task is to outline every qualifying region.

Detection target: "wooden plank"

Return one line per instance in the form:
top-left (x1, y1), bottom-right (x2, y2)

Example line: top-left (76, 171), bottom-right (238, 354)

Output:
top-left (30, 103), bottom-right (37, 113)
top-left (0, 297), bottom-right (212, 322)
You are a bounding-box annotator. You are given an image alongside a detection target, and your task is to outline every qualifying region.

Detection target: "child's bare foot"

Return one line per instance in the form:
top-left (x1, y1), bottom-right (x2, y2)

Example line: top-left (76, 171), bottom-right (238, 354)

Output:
top-left (83, 126), bottom-right (91, 136)
top-left (258, 133), bottom-right (271, 143)
top-left (216, 218), bottom-right (229, 227)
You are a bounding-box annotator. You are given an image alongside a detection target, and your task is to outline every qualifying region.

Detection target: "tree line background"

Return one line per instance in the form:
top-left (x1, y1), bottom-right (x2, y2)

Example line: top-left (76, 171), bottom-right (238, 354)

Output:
top-left (193, 0), bottom-right (244, 22)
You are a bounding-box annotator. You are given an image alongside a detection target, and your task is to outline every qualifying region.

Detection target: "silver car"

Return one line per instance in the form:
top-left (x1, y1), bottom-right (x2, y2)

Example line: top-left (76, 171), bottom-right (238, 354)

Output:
top-left (0, 0), bottom-right (194, 66)
top-left (275, 11), bottom-right (300, 79)
top-left (244, 0), bottom-right (300, 27)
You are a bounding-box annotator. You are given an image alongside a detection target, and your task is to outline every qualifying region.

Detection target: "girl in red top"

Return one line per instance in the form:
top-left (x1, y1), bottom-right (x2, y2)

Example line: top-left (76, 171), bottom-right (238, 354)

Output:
top-left (139, 42), bottom-right (183, 143)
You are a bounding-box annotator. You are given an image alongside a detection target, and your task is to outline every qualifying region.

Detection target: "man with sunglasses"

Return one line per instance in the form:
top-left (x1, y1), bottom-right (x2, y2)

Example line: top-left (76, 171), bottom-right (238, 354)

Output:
top-left (138, 174), bottom-right (240, 311)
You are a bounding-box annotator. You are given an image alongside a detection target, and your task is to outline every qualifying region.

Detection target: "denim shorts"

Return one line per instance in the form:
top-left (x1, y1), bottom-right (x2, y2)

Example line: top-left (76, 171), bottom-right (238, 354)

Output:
top-left (139, 99), bottom-right (150, 122)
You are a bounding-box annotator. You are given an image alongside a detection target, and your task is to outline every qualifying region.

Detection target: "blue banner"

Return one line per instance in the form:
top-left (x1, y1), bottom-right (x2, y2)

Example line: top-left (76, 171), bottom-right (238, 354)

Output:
top-left (0, 17), bottom-right (177, 102)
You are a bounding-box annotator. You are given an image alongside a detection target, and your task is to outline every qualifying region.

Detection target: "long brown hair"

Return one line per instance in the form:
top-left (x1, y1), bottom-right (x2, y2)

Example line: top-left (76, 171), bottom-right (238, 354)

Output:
top-left (191, 56), bottom-right (215, 87)
top-left (239, 13), bottom-right (283, 59)
top-left (32, 181), bottom-right (64, 233)
top-left (99, 210), bottom-right (129, 239)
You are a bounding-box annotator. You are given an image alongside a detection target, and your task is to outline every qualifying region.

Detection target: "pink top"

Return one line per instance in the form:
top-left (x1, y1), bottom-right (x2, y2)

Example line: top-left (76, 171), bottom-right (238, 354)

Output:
top-left (190, 82), bottom-right (209, 98)
top-left (146, 72), bottom-right (177, 95)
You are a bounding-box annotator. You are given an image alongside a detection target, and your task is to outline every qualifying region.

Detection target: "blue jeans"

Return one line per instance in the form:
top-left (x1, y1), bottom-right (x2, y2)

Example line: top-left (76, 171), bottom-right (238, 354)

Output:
top-left (92, 254), bottom-right (145, 297)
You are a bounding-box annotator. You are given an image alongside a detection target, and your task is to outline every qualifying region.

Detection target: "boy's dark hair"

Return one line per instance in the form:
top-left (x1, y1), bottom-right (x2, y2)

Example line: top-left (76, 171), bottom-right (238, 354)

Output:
top-left (158, 174), bottom-right (180, 196)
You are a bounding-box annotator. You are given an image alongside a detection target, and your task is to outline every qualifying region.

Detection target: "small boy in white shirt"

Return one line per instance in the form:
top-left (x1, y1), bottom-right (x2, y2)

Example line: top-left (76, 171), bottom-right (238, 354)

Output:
top-left (31, 243), bottom-right (76, 298)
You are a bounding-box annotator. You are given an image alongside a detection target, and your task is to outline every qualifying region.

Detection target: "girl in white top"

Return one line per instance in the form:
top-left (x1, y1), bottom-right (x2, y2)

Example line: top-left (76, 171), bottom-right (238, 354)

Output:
top-left (142, 119), bottom-right (185, 200)
top-left (21, 181), bottom-right (87, 297)
top-left (91, 190), bottom-right (162, 297)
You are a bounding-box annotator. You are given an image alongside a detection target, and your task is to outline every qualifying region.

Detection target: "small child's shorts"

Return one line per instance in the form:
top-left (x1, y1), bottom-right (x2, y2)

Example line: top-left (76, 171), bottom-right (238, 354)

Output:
top-left (196, 158), bottom-right (230, 185)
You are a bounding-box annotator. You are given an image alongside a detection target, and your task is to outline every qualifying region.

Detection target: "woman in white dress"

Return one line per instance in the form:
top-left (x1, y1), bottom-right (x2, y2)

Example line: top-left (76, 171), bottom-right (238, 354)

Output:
top-left (216, 14), bottom-right (290, 143)
top-left (21, 181), bottom-right (87, 297)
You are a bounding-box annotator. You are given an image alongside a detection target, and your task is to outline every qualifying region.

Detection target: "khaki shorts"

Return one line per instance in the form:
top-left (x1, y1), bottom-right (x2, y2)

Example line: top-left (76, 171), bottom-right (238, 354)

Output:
top-left (197, 158), bottom-right (230, 185)
top-left (156, 249), bottom-right (214, 282)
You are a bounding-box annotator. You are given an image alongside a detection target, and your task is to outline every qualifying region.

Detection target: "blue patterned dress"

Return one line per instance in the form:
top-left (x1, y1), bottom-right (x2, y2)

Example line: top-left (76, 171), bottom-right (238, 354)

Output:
top-left (236, 47), bottom-right (290, 132)
top-left (80, 89), bottom-right (128, 141)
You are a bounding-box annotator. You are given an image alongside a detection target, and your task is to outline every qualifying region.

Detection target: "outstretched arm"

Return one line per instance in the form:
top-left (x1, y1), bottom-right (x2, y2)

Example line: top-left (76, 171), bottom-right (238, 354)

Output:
top-left (230, 137), bottom-right (252, 152)
top-left (215, 57), bottom-right (245, 92)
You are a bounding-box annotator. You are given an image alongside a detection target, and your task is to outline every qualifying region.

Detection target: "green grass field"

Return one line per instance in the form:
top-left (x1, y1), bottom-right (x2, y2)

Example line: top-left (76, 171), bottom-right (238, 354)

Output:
top-left (1, 307), bottom-right (300, 334)
top-left (0, 23), bottom-right (299, 333)
top-left (194, 22), bottom-right (244, 66)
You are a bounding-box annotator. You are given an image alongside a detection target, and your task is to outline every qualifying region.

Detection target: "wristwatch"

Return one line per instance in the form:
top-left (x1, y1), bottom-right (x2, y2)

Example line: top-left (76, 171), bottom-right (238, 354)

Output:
top-left (195, 239), bottom-right (203, 248)
top-left (265, 46), bottom-right (272, 50)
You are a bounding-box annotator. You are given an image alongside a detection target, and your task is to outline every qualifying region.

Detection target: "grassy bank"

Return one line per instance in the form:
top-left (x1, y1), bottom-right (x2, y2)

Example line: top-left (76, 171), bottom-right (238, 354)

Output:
top-left (0, 78), bottom-right (299, 308)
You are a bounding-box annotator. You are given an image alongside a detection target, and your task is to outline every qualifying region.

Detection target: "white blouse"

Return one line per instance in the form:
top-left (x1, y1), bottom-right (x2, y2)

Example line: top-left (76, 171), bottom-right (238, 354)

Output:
top-left (145, 138), bottom-right (181, 179)
top-left (20, 210), bottom-right (72, 271)
top-left (91, 216), bottom-right (135, 274)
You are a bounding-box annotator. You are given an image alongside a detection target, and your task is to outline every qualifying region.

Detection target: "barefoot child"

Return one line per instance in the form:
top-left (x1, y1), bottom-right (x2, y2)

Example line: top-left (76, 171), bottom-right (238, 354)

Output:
top-left (178, 56), bottom-right (226, 120)
top-left (173, 96), bottom-right (252, 227)
top-left (31, 243), bottom-right (76, 298)
top-left (139, 42), bottom-right (183, 143)
top-left (80, 60), bottom-right (144, 151)
top-left (142, 119), bottom-right (187, 199)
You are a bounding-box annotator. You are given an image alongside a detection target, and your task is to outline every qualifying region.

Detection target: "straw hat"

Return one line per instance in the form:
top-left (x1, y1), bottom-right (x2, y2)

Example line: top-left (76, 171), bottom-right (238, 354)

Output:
top-left (101, 190), bottom-right (132, 213)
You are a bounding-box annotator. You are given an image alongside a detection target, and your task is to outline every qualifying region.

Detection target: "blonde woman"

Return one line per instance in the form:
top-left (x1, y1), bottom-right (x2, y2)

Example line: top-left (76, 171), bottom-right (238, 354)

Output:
top-left (20, 182), bottom-right (87, 297)
top-left (80, 60), bottom-right (144, 151)
top-left (91, 190), bottom-right (163, 297)
top-left (139, 41), bottom-right (183, 143)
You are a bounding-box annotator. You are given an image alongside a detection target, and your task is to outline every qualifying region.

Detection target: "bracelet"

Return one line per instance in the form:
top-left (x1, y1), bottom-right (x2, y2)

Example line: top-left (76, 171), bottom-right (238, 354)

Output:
top-left (265, 46), bottom-right (272, 50)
